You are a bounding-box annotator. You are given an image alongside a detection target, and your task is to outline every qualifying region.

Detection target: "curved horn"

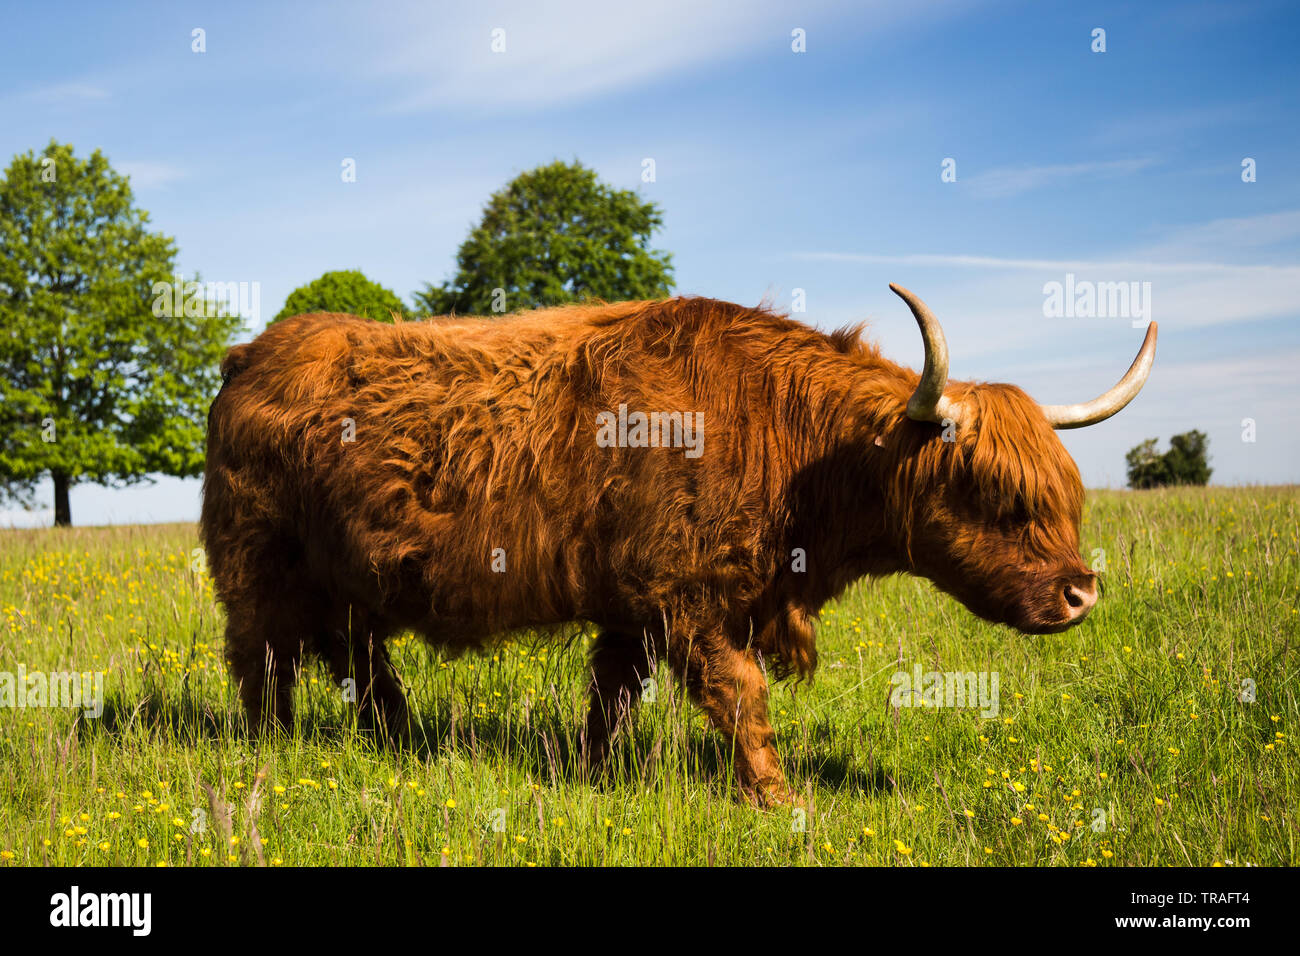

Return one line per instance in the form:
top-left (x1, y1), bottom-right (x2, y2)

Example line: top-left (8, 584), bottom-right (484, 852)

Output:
top-left (890, 283), bottom-right (962, 424)
top-left (1041, 322), bottom-right (1158, 429)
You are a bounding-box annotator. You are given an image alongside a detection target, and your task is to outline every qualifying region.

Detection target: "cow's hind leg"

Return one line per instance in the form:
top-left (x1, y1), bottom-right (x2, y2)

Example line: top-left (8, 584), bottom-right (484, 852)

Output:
top-left (582, 629), bottom-right (659, 773)
top-left (669, 634), bottom-right (794, 806)
top-left (318, 607), bottom-right (411, 745)
top-left (222, 582), bottom-right (315, 736)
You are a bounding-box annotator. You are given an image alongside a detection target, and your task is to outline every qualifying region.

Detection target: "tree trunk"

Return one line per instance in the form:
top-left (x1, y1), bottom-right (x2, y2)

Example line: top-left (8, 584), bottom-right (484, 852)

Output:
top-left (53, 472), bottom-right (72, 527)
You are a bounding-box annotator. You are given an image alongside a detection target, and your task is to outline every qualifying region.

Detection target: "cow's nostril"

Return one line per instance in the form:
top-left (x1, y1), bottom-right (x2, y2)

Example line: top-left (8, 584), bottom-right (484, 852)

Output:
top-left (1063, 582), bottom-right (1098, 619)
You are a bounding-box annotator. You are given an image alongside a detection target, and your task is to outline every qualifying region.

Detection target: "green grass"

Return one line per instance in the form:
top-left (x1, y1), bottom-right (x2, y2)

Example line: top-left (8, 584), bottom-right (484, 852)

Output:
top-left (1, 486), bottom-right (1296, 866)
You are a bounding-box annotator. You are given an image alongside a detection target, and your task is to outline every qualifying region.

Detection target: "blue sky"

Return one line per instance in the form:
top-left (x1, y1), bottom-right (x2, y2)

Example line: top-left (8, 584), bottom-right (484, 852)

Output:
top-left (2, 0), bottom-right (1298, 526)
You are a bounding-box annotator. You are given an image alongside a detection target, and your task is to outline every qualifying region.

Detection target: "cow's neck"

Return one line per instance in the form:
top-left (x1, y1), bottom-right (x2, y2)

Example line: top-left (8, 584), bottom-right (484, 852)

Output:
top-left (766, 348), bottom-right (918, 610)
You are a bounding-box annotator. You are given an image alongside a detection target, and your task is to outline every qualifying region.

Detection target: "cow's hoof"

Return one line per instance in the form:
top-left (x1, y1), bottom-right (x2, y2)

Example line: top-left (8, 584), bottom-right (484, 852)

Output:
top-left (744, 780), bottom-right (803, 808)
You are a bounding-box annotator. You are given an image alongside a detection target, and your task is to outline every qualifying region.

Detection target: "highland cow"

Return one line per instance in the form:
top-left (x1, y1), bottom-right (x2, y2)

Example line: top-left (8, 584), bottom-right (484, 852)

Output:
top-left (201, 284), bottom-right (1156, 804)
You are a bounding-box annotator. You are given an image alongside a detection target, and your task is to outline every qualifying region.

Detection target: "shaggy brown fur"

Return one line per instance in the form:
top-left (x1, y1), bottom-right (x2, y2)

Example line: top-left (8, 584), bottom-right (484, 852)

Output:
top-left (201, 296), bottom-right (1095, 803)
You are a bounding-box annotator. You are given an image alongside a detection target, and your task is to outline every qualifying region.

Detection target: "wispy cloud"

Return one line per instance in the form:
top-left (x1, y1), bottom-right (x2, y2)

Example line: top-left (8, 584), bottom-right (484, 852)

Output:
top-left (792, 211), bottom-right (1300, 329)
top-left (17, 81), bottom-right (110, 103)
top-left (373, 0), bottom-right (956, 112)
top-left (792, 250), bottom-right (1298, 276)
top-left (117, 161), bottom-right (188, 190)
top-left (964, 158), bottom-right (1158, 199)
top-left (377, 1), bottom-right (786, 112)
top-left (1140, 209), bottom-right (1300, 260)
top-left (1088, 101), bottom-right (1261, 148)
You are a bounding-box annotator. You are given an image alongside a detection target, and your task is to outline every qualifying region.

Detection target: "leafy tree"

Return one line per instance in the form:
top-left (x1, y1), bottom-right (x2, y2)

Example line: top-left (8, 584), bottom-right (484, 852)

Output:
top-left (1164, 430), bottom-right (1212, 486)
top-left (272, 269), bottom-right (406, 324)
top-left (0, 141), bottom-right (242, 526)
top-left (415, 160), bottom-right (673, 316)
top-left (1126, 430), bottom-right (1212, 489)
top-left (1125, 439), bottom-right (1170, 489)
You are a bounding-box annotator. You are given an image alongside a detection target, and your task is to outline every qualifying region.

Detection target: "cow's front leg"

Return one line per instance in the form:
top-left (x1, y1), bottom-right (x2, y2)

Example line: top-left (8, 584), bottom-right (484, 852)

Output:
top-left (673, 636), bottom-right (795, 806)
top-left (582, 629), bottom-right (659, 774)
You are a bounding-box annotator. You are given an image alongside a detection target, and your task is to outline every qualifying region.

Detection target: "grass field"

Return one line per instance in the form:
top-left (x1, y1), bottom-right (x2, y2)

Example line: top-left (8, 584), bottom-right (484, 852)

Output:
top-left (0, 486), bottom-right (1295, 867)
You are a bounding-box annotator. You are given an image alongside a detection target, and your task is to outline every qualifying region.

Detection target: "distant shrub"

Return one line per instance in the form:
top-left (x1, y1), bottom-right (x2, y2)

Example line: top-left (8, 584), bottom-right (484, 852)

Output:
top-left (1126, 430), bottom-right (1212, 488)
top-left (273, 270), bottom-right (406, 324)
